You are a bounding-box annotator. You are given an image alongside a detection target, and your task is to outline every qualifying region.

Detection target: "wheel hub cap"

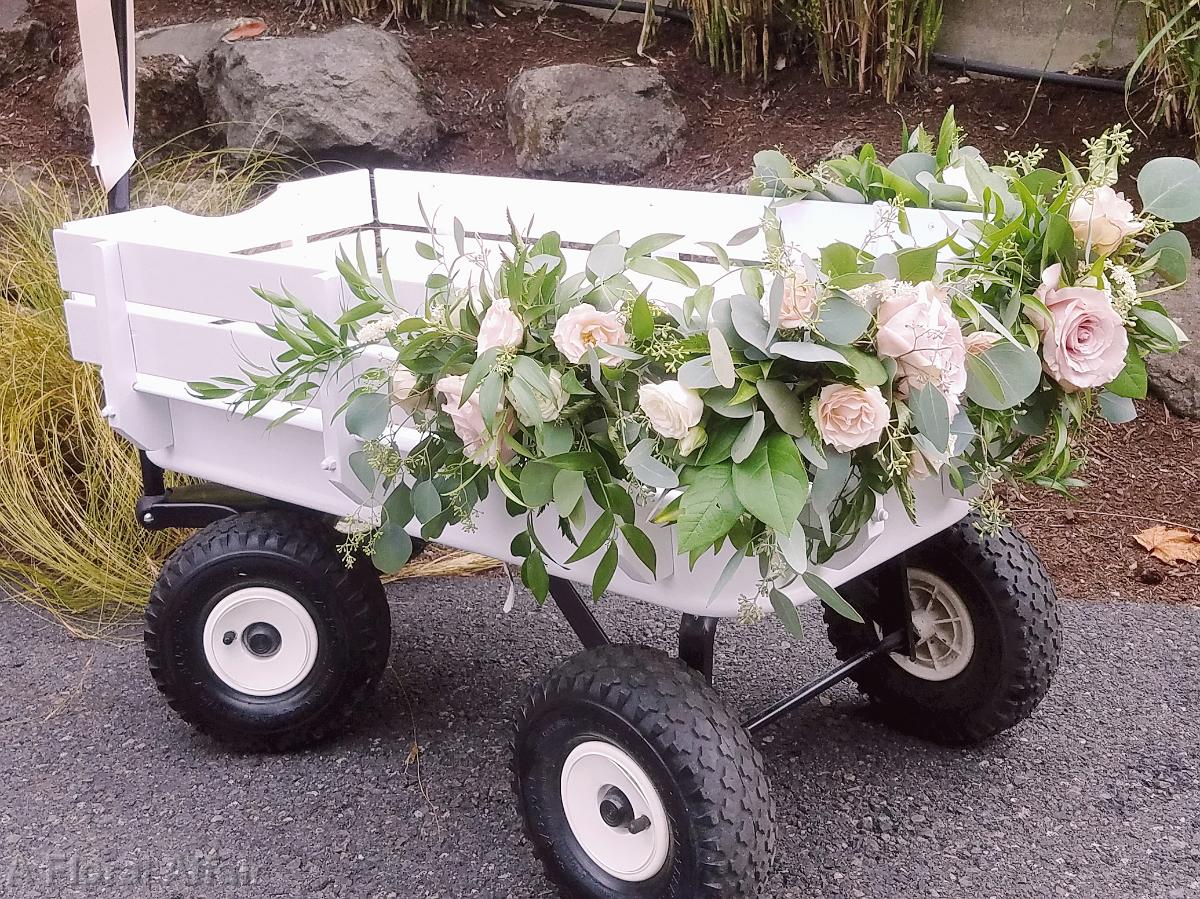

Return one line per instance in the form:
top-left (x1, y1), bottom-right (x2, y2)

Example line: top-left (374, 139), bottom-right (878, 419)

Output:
top-left (560, 741), bottom-right (670, 882)
top-left (202, 587), bottom-right (319, 697)
top-left (890, 568), bottom-right (976, 682)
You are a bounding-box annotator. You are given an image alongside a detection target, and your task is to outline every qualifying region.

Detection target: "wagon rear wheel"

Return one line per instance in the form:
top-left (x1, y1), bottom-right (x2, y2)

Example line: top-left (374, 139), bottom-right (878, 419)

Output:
top-left (144, 510), bottom-right (390, 751)
top-left (825, 514), bottom-right (1062, 745)
top-left (513, 644), bottom-right (775, 898)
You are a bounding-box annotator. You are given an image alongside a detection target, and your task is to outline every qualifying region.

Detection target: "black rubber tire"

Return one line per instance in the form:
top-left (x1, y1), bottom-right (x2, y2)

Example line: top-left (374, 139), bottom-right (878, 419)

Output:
top-left (513, 644), bottom-right (775, 899)
top-left (824, 515), bottom-right (1061, 746)
top-left (144, 510), bottom-right (390, 751)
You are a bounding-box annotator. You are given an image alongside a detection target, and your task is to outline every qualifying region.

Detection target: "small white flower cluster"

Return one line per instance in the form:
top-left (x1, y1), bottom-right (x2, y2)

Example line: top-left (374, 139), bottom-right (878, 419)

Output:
top-left (357, 315), bottom-right (400, 344)
top-left (1105, 262), bottom-right (1139, 317)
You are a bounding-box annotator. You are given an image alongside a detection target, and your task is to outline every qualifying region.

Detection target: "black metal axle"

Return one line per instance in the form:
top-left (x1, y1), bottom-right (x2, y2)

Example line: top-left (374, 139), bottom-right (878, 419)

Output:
top-left (742, 630), bottom-right (905, 734)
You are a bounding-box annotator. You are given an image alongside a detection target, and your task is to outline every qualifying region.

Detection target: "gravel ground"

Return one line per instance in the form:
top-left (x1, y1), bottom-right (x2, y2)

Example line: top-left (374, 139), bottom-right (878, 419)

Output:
top-left (0, 580), bottom-right (1197, 899)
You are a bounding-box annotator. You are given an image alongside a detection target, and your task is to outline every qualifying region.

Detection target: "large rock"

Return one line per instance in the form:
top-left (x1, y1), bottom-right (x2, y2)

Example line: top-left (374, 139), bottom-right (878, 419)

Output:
top-left (1147, 256), bottom-right (1200, 419)
top-left (0, 1), bottom-right (52, 86)
top-left (198, 24), bottom-right (437, 163)
top-left (506, 64), bottom-right (685, 180)
top-left (54, 20), bottom-right (239, 152)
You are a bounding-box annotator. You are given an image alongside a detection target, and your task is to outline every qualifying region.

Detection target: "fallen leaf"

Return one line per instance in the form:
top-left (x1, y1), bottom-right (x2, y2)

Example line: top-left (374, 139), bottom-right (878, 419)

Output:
top-left (1133, 525), bottom-right (1200, 566)
top-left (222, 18), bottom-right (267, 42)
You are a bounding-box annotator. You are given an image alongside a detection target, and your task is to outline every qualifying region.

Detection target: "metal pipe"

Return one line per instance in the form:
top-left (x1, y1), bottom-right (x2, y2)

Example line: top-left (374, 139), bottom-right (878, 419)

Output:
top-left (743, 630), bottom-right (905, 734)
top-left (544, 0), bottom-right (693, 24)
top-left (931, 53), bottom-right (1128, 93)
top-left (548, 576), bottom-right (611, 650)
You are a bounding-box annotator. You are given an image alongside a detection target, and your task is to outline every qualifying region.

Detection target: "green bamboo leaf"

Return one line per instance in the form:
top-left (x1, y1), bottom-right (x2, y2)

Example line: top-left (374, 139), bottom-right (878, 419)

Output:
top-left (619, 524), bottom-right (658, 574)
top-left (803, 571), bottom-right (864, 623)
top-left (770, 588), bottom-right (805, 639)
top-left (592, 542), bottom-right (619, 597)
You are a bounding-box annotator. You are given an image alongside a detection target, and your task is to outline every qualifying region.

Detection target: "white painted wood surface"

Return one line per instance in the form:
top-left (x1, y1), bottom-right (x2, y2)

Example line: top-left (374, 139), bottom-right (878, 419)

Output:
top-left (54, 168), bottom-right (972, 617)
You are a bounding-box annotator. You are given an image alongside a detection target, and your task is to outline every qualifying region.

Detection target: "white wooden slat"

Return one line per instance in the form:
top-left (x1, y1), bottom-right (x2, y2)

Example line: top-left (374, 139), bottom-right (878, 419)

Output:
top-left (774, 202), bottom-right (971, 258)
top-left (61, 170), bottom-right (374, 253)
top-left (374, 169), bottom-right (774, 260)
top-left (63, 295), bottom-right (102, 364)
top-left (115, 241), bottom-right (328, 325)
top-left (127, 307), bottom-right (284, 383)
top-left (146, 402), bottom-right (352, 516)
top-left (90, 240), bottom-right (175, 452)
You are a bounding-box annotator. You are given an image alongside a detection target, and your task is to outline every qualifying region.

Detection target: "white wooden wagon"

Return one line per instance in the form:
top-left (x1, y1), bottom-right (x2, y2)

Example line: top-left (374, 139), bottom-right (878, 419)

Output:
top-left (55, 166), bottom-right (1061, 899)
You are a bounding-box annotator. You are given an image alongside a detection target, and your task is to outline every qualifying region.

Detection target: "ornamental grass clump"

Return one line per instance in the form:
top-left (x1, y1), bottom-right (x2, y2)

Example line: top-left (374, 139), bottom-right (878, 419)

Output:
top-left (194, 113), bottom-right (1196, 636)
top-left (1128, 0), bottom-right (1200, 157)
top-left (0, 152), bottom-right (286, 619)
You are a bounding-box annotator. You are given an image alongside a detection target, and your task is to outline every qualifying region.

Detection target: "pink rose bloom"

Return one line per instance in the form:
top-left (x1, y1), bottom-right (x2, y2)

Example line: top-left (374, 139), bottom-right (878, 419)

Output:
top-left (964, 330), bottom-right (1001, 356)
top-left (436, 374), bottom-right (513, 467)
top-left (476, 296), bottom-right (524, 353)
top-left (552, 302), bottom-right (628, 365)
top-left (1041, 291), bottom-right (1129, 391)
top-left (1068, 187), bottom-right (1144, 257)
top-left (813, 384), bottom-right (890, 453)
top-left (875, 281), bottom-right (967, 402)
top-left (766, 270), bottom-right (820, 329)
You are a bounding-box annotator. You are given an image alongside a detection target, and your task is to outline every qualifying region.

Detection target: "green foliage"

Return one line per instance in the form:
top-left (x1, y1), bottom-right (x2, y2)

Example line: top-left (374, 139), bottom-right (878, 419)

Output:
top-left (1126, 0), bottom-right (1200, 158)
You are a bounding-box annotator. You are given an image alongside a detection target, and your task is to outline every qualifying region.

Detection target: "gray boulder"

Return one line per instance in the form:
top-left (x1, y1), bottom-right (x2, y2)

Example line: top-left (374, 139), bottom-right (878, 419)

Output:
top-left (54, 20), bottom-right (239, 152)
top-left (0, 1), bottom-right (52, 86)
top-left (506, 64), bottom-right (685, 180)
top-left (1147, 256), bottom-right (1200, 419)
top-left (198, 24), bottom-right (437, 163)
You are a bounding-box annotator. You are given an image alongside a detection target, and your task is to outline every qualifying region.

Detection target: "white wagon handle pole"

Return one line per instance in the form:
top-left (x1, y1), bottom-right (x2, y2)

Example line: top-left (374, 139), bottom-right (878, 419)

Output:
top-left (74, 0), bottom-right (136, 214)
top-left (75, 0), bottom-right (168, 493)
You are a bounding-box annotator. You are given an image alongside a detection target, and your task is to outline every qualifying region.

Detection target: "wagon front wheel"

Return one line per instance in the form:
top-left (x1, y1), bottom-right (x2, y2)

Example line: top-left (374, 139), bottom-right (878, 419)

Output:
top-left (825, 514), bottom-right (1062, 745)
top-left (144, 510), bottom-right (391, 751)
top-left (513, 644), bottom-right (775, 898)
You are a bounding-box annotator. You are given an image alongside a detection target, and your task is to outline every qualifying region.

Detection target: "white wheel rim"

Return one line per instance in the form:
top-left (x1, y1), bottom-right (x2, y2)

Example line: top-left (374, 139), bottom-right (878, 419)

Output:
top-left (889, 568), bottom-right (976, 682)
top-left (202, 587), bottom-right (319, 697)
top-left (560, 741), bottom-right (671, 882)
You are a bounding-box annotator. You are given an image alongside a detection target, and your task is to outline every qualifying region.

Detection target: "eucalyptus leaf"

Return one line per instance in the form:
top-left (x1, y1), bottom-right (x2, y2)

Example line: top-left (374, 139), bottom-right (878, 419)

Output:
top-left (587, 243), bottom-right (627, 280)
top-left (346, 392), bottom-right (389, 440)
top-left (730, 294), bottom-right (771, 351)
top-left (1144, 230), bottom-right (1191, 284)
top-left (771, 341), bottom-right (847, 364)
top-left (371, 522), bottom-right (413, 574)
top-left (1138, 156), bottom-right (1200, 223)
top-left (908, 383), bottom-right (951, 452)
top-left (730, 411), bottom-right (766, 464)
top-left (520, 461), bottom-right (557, 508)
top-left (815, 298), bottom-right (872, 345)
top-left (1098, 390), bottom-right (1137, 423)
top-left (678, 356), bottom-right (722, 389)
top-left (708, 328), bottom-right (737, 389)
top-left (964, 341), bottom-right (1041, 410)
top-left (625, 441), bottom-right (680, 489)
top-left (412, 479), bottom-right (442, 524)
top-left (756, 380), bottom-right (810, 438)
top-left (552, 469), bottom-right (586, 516)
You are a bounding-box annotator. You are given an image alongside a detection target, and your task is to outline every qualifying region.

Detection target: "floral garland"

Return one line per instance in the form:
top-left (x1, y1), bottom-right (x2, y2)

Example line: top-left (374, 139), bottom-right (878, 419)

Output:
top-left (192, 116), bottom-right (1198, 633)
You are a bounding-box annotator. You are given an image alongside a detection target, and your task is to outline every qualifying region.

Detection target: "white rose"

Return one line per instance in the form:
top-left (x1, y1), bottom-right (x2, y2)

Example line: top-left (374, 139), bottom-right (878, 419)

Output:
top-left (638, 380), bottom-right (704, 440)
top-left (476, 296), bottom-right (524, 353)
top-left (552, 302), bottom-right (628, 365)
top-left (677, 425), bottom-right (707, 456)
top-left (509, 369), bottom-right (568, 427)
top-left (813, 383), bottom-right (890, 453)
top-left (390, 367), bottom-right (428, 421)
top-left (1069, 187), bottom-right (1144, 257)
top-left (436, 374), bottom-right (513, 467)
top-left (765, 270), bottom-right (820, 329)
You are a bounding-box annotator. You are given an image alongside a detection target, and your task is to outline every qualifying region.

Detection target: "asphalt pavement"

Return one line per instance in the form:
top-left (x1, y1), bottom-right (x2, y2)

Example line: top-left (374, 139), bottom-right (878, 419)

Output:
top-left (0, 580), bottom-right (1197, 899)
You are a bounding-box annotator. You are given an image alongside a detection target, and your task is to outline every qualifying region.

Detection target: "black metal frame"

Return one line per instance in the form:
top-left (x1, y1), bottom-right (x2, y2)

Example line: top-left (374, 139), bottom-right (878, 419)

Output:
top-left (545, 555), bottom-right (918, 738)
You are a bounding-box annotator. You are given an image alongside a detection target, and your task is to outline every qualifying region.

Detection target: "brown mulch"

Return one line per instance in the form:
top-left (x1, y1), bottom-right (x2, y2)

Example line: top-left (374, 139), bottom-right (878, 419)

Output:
top-left (3, 2), bottom-right (1198, 605)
